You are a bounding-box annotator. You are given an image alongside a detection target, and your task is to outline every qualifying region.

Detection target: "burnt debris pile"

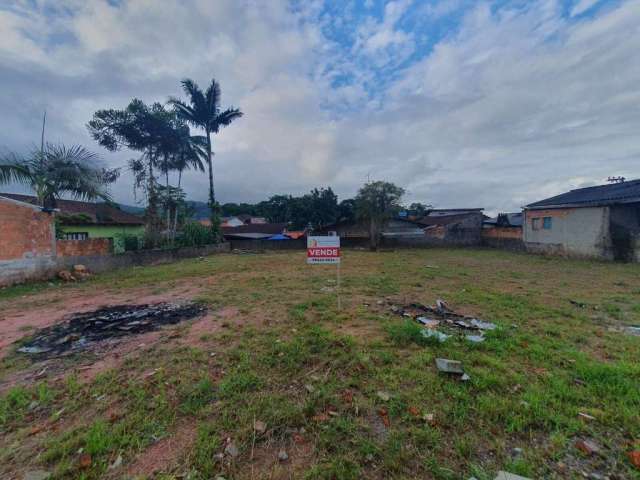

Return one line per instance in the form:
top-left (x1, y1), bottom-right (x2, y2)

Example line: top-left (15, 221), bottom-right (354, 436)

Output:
top-left (18, 302), bottom-right (206, 358)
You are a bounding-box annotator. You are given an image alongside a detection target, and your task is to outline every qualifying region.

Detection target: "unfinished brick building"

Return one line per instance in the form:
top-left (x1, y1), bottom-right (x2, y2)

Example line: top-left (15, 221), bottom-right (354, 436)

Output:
top-left (0, 195), bottom-right (57, 285)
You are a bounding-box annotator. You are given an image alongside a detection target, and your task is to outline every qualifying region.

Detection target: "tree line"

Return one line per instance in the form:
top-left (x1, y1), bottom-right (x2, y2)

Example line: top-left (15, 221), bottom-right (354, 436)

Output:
top-left (221, 188), bottom-right (431, 230)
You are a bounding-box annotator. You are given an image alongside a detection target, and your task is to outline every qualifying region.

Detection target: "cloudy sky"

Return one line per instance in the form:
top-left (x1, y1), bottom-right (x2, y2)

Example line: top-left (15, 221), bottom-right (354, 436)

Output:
top-left (1, 0), bottom-right (638, 213)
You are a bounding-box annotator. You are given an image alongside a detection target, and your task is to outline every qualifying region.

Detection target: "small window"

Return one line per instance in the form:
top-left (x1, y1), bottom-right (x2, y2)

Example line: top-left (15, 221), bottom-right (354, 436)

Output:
top-left (531, 218), bottom-right (541, 230)
top-left (64, 232), bottom-right (89, 240)
top-left (543, 217), bottom-right (552, 229)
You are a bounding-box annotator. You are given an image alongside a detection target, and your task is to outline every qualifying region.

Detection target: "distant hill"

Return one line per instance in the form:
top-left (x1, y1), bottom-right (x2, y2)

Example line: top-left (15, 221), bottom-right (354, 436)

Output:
top-left (185, 201), bottom-right (211, 220)
top-left (117, 203), bottom-right (145, 216)
top-left (117, 201), bottom-right (211, 220)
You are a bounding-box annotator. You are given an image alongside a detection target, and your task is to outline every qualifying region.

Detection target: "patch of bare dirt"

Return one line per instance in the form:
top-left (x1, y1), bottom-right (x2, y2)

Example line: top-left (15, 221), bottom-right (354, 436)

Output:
top-left (240, 434), bottom-right (316, 480)
top-left (124, 421), bottom-right (198, 478)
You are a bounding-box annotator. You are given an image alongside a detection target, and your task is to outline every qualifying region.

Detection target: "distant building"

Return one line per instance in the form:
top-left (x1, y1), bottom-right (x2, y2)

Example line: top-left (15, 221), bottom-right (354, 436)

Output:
top-left (220, 216), bottom-right (245, 227)
top-left (221, 222), bottom-right (288, 240)
top-left (317, 208), bottom-right (484, 247)
top-left (0, 193), bottom-right (144, 253)
top-left (218, 215), bottom-right (269, 227)
top-left (482, 212), bottom-right (524, 250)
top-left (523, 179), bottom-right (640, 261)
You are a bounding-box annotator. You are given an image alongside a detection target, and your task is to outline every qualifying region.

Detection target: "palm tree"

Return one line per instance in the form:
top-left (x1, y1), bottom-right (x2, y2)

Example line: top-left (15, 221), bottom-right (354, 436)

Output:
top-left (0, 143), bottom-right (118, 208)
top-left (168, 129), bottom-right (206, 233)
top-left (169, 78), bottom-right (243, 237)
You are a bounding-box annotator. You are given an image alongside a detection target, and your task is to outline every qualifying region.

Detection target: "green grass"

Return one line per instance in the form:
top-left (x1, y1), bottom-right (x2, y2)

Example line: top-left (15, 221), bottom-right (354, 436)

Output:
top-left (1, 248), bottom-right (639, 479)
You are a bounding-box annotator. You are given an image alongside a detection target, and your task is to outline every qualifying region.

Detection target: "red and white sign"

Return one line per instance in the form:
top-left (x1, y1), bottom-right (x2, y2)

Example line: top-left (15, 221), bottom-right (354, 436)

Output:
top-left (307, 236), bottom-right (340, 264)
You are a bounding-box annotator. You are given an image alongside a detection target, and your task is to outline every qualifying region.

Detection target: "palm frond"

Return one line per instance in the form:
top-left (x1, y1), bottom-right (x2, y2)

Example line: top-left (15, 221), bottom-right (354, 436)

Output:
top-left (215, 108), bottom-right (244, 130)
top-left (44, 143), bottom-right (99, 165)
top-left (0, 163), bottom-right (32, 185)
top-left (0, 152), bottom-right (33, 185)
top-left (180, 78), bottom-right (207, 115)
top-left (205, 78), bottom-right (221, 118)
top-left (168, 98), bottom-right (197, 124)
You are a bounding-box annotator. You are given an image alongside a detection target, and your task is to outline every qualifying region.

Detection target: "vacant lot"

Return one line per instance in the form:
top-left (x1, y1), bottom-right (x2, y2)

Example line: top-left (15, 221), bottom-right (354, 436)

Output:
top-left (1, 249), bottom-right (639, 479)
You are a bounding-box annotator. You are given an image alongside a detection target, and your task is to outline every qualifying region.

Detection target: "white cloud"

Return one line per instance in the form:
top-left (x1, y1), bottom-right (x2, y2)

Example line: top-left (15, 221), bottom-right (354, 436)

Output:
top-left (571, 0), bottom-right (599, 17)
top-left (0, 0), bottom-right (639, 216)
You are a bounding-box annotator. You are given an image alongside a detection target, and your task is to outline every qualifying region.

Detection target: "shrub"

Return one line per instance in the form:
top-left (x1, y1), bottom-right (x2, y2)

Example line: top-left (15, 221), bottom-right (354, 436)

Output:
top-left (179, 222), bottom-right (215, 247)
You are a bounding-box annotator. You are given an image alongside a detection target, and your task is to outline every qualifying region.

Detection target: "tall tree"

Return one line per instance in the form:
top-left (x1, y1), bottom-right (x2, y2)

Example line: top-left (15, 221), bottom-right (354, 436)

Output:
top-left (169, 78), bottom-right (243, 240)
top-left (0, 143), bottom-right (118, 208)
top-left (88, 99), bottom-right (176, 245)
top-left (408, 202), bottom-right (432, 218)
top-left (355, 181), bottom-right (405, 250)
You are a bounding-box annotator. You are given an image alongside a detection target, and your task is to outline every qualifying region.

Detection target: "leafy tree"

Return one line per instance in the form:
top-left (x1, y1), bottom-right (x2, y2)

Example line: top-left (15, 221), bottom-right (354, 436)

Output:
top-left (290, 187), bottom-right (339, 229)
top-left (0, 143), bottom-right (118, 208)
top-left (88, 99), bottom-right (191, 245)
top-left (221, 202), bottom-right (260, 217)
top-left (408, 202), bottom-right (432, 218)
top-left (355, 181), bottom-right (405, 250)
top-left (256, 194), bottom-right (294, 223)
top-left (169, 78), bottom-right (243, 240)
top-left (338, 198), bottom-right (356, 224)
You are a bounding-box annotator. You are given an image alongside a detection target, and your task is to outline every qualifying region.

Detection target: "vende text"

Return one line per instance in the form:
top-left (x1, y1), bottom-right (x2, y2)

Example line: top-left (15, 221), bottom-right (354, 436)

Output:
top-left (307, 248), bottom-right (340, 257)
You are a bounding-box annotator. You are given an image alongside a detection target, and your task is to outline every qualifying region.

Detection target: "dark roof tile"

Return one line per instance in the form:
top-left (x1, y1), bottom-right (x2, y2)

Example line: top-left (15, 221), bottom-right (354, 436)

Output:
top-left (0, 193), bottom-right (144, 225)
top-left (526, 179), bottom-right (640, 209)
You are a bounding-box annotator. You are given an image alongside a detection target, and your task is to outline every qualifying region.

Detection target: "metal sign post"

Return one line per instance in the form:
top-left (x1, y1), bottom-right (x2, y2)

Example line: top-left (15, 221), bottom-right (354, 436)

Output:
top-left (307, 235), bottom-right (342, 310)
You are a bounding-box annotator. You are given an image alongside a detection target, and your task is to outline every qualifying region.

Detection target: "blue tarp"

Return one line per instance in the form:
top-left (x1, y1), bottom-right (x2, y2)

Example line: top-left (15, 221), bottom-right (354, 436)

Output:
top-left (267, 233), bottom-right (290, 240)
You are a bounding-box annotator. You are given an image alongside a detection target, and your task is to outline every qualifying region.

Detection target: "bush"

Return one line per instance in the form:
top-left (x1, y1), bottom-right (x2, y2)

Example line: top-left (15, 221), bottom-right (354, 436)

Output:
top-left (179, 222), bottom-right (215, 247)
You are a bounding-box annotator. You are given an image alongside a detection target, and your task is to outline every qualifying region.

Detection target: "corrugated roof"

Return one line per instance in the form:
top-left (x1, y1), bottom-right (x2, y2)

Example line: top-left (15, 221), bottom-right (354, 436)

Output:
top-left (0, 193), bottom-right (144, 225)
top-left (221, 223), bottom-right (287, 235)
top-left (415, 212), bottom-right (482, 226)
top-left (526, 179), bottom-right (640, 209)
top-left (484, 212), bottom-right (523, 227)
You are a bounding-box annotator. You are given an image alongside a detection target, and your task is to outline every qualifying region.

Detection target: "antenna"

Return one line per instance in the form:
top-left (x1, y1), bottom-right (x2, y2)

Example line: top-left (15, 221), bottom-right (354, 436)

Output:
top-left (40, 110), bottom-right (46, 158)
top-left (606, 176), bottom-right (625, 184)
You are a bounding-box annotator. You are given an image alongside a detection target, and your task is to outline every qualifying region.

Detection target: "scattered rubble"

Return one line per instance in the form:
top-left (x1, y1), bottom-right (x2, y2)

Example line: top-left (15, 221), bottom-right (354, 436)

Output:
top-left (578, 412), bottom-right (596, 421)
top-left (108, 455), bottom-right (123, 470)
top-left (575, 439), bottom-right (601, 456)
top-left (16, 302), bottom-right (206, 359)
top-left (253, 420), bottom-right (266, 434)
top-left (224, 442), bottom-right (239, 458)
top-left (624, 325), bottom-right (640, 336)
top-left (24, 471), bottom-right (51, 480)
top-left (465, 334), bottom-right (485, 343)
top-left (435, 358), bottom-right (464, 374)
top-left (495, 472), bottom-right (532, 480)
top-left (376, 391), bottom-right (391, 402)
top-left (57, 270), bottom-right (76, 282)
top-left (277, 449), bottom-right (289, 462)
top-left (421, 329), bottom-right (449, 343)
top-left (435, 358), bottom-right (470, 381)
top-left (382, 298), bottom-right (497, 344)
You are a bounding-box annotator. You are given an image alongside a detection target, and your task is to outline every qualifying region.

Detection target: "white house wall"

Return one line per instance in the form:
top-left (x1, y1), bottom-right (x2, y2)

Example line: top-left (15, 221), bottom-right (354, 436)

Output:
top-left (524, 207), bottom-right (611, 259)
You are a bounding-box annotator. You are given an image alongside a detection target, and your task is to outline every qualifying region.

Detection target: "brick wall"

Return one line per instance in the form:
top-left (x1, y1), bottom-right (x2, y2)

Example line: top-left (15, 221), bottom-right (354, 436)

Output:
top-left (482, 226), bottom-right (522, 240)
top-left (56, 238), bottom-right (113, 257)
top-left (0, 197), bottom-right (54, 261)
top-left (481, 226), bottom-right (524, 251)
